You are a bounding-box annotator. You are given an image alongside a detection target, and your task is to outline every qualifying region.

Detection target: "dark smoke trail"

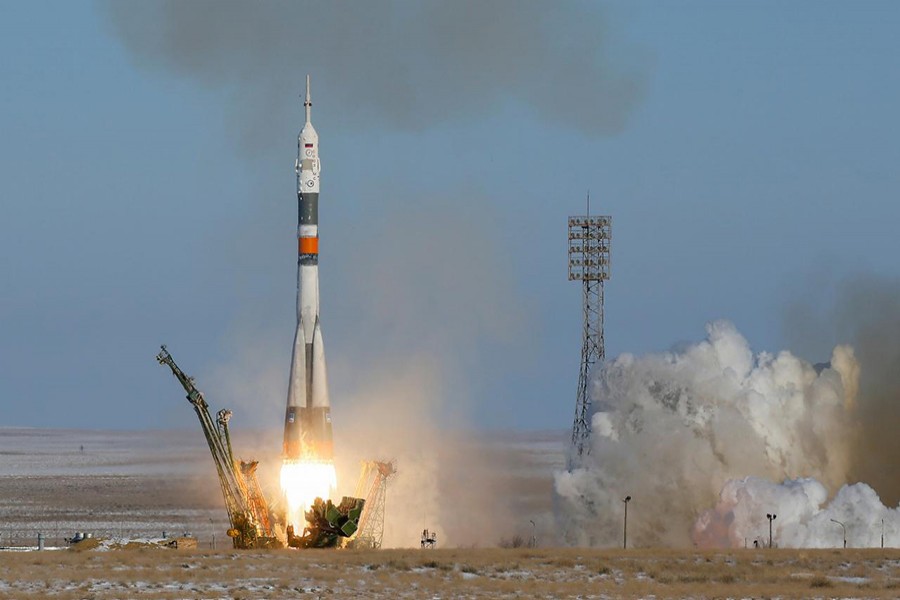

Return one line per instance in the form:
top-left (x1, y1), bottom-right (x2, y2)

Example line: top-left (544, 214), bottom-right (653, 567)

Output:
top-left (784, 274), bottom-right (900, 506)
top-left (99, 0), bottom-right (646, 150)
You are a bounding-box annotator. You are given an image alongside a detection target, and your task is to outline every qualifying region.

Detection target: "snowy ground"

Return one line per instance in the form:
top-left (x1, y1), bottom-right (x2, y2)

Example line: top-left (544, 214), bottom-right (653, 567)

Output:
top-left (0, 427), bottom-right (565, 548)
top-left (0, 428), bottom-right (235, 547)
top-left (2, 428), bottom-right (900, 598)
top-left (1, 547), bottom-right (899, 599)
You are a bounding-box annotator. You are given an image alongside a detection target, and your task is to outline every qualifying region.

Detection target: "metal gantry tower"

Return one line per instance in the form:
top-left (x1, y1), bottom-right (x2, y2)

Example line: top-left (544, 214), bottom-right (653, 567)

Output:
top-left (350, 460), bottom-right (397, 549)
top-left (568, 209), bottom-right (611, 459)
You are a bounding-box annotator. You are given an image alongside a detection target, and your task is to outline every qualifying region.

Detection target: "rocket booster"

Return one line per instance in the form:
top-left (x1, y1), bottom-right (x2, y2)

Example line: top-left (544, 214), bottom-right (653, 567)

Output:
top-left (283, 75), bottom-right (333, 461)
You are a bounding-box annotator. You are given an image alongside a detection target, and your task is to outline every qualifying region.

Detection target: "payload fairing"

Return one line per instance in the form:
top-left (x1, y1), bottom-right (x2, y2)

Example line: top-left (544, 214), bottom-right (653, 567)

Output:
top-left (283, 75), bottom-right (333, 462)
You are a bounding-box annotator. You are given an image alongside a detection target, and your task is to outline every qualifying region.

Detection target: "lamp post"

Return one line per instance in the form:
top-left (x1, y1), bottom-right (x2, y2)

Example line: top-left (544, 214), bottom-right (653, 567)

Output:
top-left (830, 518), bottom-right (846, 549)
top-left (623, 496), bottom-right (632, 549)
top-left (766, 513), bottom-right (776, 548)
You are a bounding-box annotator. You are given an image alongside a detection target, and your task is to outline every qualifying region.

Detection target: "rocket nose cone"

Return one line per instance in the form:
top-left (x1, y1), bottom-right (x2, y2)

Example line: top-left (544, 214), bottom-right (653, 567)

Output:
top-left (300, 123), bottom-right (318, 144)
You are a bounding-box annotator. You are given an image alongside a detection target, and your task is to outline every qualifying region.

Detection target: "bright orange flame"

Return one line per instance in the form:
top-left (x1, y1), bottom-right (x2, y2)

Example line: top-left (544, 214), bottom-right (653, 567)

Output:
top-left (280, 460), bottom-right (337, 528)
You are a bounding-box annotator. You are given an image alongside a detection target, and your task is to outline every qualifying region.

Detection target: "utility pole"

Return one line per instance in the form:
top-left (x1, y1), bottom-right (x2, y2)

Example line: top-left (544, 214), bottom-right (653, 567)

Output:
top-left (623, 496), bottom-right (631, 549)
top-left (830, 518), bottom-right (846, 549)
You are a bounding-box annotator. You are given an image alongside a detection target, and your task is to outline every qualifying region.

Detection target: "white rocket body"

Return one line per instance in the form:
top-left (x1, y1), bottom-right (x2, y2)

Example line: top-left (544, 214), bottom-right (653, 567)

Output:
top-left (283, 75), bottom-right (332, 461)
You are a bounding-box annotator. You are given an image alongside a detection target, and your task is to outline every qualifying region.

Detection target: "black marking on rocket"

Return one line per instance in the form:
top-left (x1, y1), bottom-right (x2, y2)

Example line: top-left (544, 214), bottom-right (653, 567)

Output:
top-left (299, 191), bottom-right (319, 265)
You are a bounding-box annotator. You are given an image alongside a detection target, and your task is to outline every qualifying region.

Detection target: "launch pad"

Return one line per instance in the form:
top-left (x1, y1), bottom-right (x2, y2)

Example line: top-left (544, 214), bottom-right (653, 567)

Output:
top-left (156, 345), bottom-right (374, 549)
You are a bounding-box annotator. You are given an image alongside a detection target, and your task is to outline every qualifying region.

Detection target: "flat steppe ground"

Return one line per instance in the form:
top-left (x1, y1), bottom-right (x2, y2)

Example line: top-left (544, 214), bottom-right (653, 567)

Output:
top-left (3, 429), bottom-right (899, 598)
top-left (1, 546), bottom-right (899, 599)
top-left (0, 428), bottom-right (564, 547)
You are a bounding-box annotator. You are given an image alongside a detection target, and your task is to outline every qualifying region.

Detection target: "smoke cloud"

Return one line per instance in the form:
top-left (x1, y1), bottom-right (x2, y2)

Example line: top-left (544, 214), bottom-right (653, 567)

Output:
top-left (695, 476), bottom-right (900, 548)
top-left (100, 0), bottom-right (645, 147)
top-left (327, 195), bottom-right (529, 547)
top-left (554, 320), bottom-right (860, 547)
top-left (784, 274), bottom-right (900, 506)
top-left (332, 366), bottom-right (536, 548)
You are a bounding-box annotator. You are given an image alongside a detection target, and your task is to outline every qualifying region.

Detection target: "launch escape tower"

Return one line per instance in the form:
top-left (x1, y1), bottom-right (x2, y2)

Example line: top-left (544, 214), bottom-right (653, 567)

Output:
top-left (568, 205), bottom-right (611, 459)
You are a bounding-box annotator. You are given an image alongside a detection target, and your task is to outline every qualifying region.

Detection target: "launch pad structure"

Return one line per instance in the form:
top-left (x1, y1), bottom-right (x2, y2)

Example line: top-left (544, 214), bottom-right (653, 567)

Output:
top-left (156, 345), bottom-right (369, 550)
top-left (568, 207), bottom-right (611, 459)
top-left (347, 461), bottom-right (397, 549)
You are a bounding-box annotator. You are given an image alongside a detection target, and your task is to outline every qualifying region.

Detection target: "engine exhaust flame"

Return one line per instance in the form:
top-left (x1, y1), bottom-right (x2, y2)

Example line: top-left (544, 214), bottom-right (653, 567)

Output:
top-left (280, 460), bottom-right (337, 528)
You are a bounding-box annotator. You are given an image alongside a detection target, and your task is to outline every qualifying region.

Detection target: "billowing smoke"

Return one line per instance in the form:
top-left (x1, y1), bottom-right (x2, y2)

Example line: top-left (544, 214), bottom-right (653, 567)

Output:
top-left (784, 274), bottom-right (900, 506)
top-left (100, 0), bottom-right (645, 147)
top-left (328, 196), bottom-right (528, 547)
top-left (555, 320), bottom-right (861, 547)
top-left (332, 366), bottom-right (531, 548)
top-left (694, 477), bottom-right (900, 548)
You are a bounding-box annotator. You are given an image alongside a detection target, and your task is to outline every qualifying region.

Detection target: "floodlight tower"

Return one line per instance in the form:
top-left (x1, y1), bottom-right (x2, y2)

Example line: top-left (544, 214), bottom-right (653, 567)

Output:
top-left (568, 201), bottom-right (611, 459)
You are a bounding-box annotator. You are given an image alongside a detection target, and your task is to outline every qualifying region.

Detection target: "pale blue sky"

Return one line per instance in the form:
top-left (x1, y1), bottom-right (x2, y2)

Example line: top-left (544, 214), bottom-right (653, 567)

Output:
top-left (1, 1), bottom-right (898, 430)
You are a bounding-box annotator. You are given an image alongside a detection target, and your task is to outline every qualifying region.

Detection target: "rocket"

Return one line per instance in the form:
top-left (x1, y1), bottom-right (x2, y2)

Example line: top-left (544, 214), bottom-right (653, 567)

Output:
top-left (283, 75), bottom-right (333, 462)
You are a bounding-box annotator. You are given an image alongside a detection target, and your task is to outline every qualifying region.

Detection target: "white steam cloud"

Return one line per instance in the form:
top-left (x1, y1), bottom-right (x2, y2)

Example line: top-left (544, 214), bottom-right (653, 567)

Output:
top-left (555, 320), bottom-right (866, 547)
top-left (695, 476), bottom-right (900, 548)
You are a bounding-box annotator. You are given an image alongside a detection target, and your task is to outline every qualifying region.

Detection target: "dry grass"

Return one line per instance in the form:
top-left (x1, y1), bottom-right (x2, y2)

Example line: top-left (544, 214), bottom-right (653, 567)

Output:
top-left (0, 546), bottom-right (897, 599)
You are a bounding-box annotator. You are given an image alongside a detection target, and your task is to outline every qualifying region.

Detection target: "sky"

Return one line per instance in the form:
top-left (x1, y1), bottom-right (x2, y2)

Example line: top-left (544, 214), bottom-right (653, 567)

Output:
top-left (1, 1), bottom-right (899, 432)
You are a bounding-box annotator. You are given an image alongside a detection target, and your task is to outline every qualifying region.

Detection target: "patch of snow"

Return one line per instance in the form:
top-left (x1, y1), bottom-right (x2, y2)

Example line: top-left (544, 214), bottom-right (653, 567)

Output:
top-left (829, 575), bottom-right (870, 584)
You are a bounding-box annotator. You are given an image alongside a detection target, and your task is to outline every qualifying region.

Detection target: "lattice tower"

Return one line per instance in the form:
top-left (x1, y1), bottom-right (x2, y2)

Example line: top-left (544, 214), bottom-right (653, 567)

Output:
top-left (568, 212), bottom-right (611, 459)
top-left (352, 461), bottom-right (396, 549)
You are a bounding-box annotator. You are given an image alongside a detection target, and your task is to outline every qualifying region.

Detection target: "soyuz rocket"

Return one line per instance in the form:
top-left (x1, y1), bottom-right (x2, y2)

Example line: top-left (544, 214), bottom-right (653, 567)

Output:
top-left (283, 75), bottom-right (333, 462)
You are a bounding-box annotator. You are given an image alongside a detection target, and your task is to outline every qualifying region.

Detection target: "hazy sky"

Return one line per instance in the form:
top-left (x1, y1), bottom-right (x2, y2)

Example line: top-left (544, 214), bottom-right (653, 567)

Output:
top-left (1, 1), bottom-right (898, 431)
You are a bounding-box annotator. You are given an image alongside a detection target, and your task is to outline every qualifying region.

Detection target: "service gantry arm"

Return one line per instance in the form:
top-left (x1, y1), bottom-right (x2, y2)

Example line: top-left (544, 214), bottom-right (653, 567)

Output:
top-left (156, 345), bottom-right (275, 548)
